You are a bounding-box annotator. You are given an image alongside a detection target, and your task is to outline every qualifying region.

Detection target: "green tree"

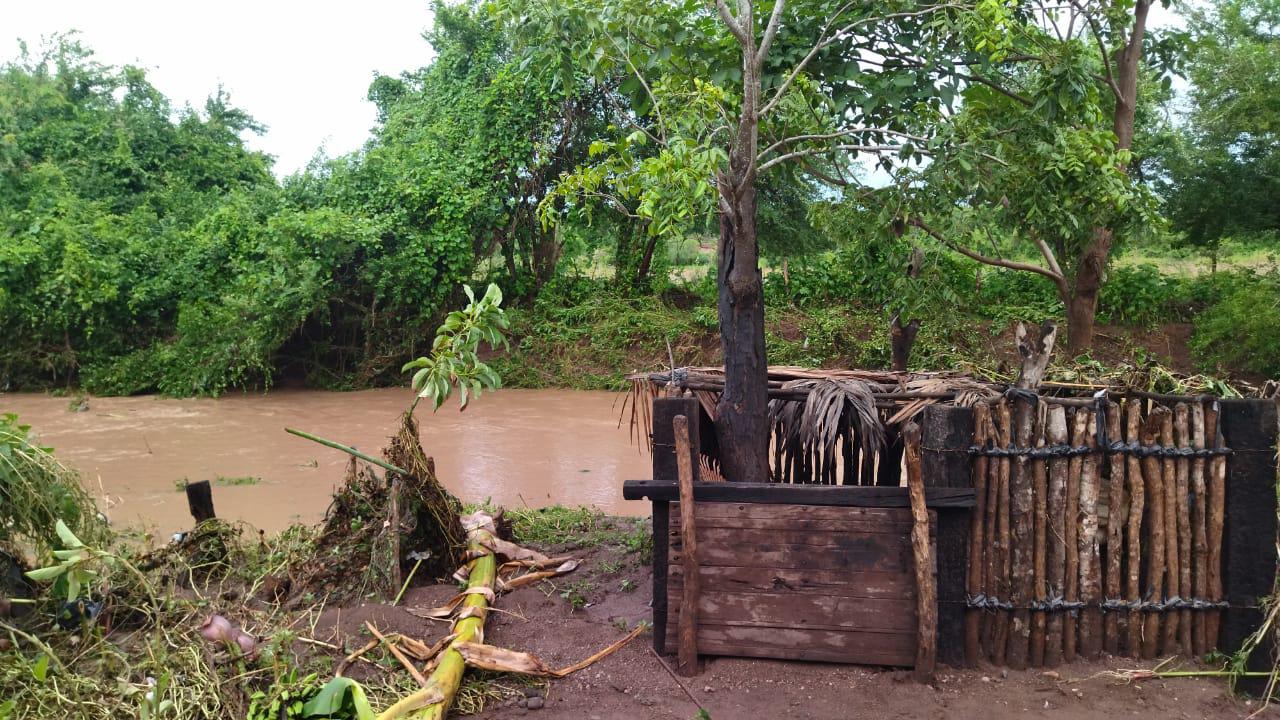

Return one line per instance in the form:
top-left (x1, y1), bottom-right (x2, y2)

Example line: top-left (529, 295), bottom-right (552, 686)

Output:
top-left (882, 0), bottom-right (1170, 354)
top-left (1160, 0), bottom-right (1279, 265)
top-left (501, 0), bottom-right (1013, 480)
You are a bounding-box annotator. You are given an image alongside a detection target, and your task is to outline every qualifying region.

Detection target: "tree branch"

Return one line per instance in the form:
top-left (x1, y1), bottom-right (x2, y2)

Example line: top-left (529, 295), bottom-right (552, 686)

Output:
top-left (756, 0), bottom-right (787, 68)
top-left (714, 0), bottom-right (750, 46)
top-left (908, 218), bottom-right (1066, 286)
top-left (757, 144), bottom-right (902, 173)
top-left (758, 128), bottom-right (929, 163)
top-left (1069, 0), bottom-right (1122, 100)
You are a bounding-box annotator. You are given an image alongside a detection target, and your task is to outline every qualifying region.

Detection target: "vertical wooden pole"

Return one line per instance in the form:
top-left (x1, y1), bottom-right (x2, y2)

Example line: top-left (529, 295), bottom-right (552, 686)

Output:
top-left (1006, 395), bottom-right (1035, 670)
top-left (1124, 401), bottom-right (1145, 657)
top-left (1190, 402), bottom-right (1208, 656)
top-left (1044, 405), bottom-right (1068, 667)
top-left (1174, 403), bottom-right (1193, 655)
top-left (919, 404), bottom-right (973, 668)
top-left (983, 401), bottom-right (1004, 661)
top-left (1205, 402), bottom-right (1225, 650)
top-left (1104, 401), bottom-right (1125, 656)
top-left (673, 415), bottom-right (700, 676)
top-left (1140, 406), bottom-right (1169, 660)
top-left (1005, 321), bottom-right (1056, 669)
top-left (904, 422), bottom-right (936, 682)
top-left (1030, 408), bottom-right (1048, 667)
top-left (651, 499), bottom-right (670, 654)
top-left (1079, 410), bottom-right (1102, 659)
top-left (1063, 409), bottom-right (1084, 662)
top-left (965, 403), bottom-right (991, 667)
top-left (994, 402), bottom-right (1013, 665)
top-left (1160, 409), bottom-right (1181, 655)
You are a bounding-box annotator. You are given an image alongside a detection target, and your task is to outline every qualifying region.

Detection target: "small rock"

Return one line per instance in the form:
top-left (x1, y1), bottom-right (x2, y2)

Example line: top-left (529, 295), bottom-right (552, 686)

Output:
top-left (703, 686), bottom-right (714, 693)
top-left (610, 681), bottom-right (627, 693)
top-left (1042, 671), bottom-right (1060, 680)
top-left (521, 687), bottom-right (541, 698)
top-left (1001, 669), bottom-right (1009, 679)
top-left (517, 697), bottom-right (528, 708)
top-left (527, 697), bottom-right (544, 710)
top-left (982, 676), bottom-right (992, 683)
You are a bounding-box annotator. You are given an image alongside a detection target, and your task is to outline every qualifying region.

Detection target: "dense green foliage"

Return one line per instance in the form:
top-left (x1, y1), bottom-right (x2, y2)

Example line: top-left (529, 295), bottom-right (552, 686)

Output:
top-left (1, 0), bottom-right (1278, 397)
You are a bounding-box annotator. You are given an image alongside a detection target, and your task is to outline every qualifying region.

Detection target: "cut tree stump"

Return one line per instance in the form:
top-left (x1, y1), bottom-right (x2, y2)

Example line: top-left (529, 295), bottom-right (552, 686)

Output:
top-left (186, 480), bottom-right (216, 524)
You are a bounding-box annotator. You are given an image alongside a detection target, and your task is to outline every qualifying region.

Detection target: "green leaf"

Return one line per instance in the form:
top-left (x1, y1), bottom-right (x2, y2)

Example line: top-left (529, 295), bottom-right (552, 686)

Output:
top-left (301, 677), bottom-right (375, 720)
top-left (55, 520), bottom-right (84, 549)
top-left (25, 565), bottom-right (68, 582)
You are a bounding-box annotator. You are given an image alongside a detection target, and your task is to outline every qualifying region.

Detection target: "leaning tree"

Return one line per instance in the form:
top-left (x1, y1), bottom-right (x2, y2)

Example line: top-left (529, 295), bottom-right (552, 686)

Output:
top-left (501, 0), bottom-right (1015, 480)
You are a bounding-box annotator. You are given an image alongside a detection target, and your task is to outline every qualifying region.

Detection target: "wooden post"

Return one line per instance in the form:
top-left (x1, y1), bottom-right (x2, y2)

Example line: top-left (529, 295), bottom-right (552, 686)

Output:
top-left (1078, 410), bottom-right (1102, 660)
top-left (651, 499), bottom-right (670, 654)
top-left (1190, 402), bottom-right (1208, 656)
top-left (1174, 403), bottom-right (1193, 655)
top-left (981, 401), bottom-right (1003, 661)
top-left (1103, 401), bottom-right (1125, 656)
top-left (1030, 409), bottom-right (1048, 667)
top-left (1160, 409), bottom-right (1181, 655)
top-left (919, 404), bottom-right (973, 667)
top-left (1205, 402), bottom-right (1225, 650)
top-left (1140, 406), bottom-right (1169, 660)
top-left (673, 414), bottom-right (700, 676)
top-left (904, 422), bottom-right (936, 682)
top-left (994, 402), bottom-right (1013, 665)
top-left (965, 403), bottom-right (991, 667)
top-left (1124, 401), bottom-right (1145, 657)
top-left (185, 480), bottom-right (216, 524)
top-left (653, 397), bottom-right (701, 483)
top-left (1063, 409), bottom-right (1084, 662)
top-left (1044, 405), bottom-right (1068, 667)
top-left (1219, 398), bottom-right (1279, 695)
top-left (1006, 321), bottom-right (1056, 670)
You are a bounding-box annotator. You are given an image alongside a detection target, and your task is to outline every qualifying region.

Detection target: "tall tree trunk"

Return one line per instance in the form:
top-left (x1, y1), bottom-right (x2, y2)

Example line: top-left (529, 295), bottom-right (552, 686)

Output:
top-left (1070, 0), bottom-right (1150, 354)
top-left (715, 11), bottom-right (770, 484)
top-left (716, 168), bottom-right (770, 483)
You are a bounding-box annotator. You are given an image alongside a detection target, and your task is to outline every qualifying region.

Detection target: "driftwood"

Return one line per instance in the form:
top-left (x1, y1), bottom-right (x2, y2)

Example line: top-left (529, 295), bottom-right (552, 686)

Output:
top-left (1160, 410), bottom-right (1180, 655)
top-left (1104, 401), bottom-right (1125, 656)
top-left (904, 422), bottom-right (936, 682)
top-left (674, 415), bottom-right (700, 677)
top-left (1044, 405), bottom-right (1069, 667)
top-left (1124, 401), bottom-right (1145, 657)
top-left (1063, 409), bottom-right (1085, 662)
top-left (1174, 403), bottom-right (1193, 655)
top-left (1191, 402), bottom-right (1209, 656)
top-left (1078, 410), bottom-right (1102, 659)
top-left (1205, 402), bottom-right (1226, 649)
top-left (1140, 406), bottom-right (1169, 659)
top-left (965, 402), bottom-right (991, 666)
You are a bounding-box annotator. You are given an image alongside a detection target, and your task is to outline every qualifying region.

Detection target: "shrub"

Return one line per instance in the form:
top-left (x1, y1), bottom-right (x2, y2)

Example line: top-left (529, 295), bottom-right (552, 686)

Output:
top-left (1190, 272), bottom-right (1280, 378)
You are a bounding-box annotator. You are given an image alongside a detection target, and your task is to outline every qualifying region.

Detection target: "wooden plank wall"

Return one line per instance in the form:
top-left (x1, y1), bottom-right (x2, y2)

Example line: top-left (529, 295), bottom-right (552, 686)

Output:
top-left (664, 501), bottom-right (935, 666)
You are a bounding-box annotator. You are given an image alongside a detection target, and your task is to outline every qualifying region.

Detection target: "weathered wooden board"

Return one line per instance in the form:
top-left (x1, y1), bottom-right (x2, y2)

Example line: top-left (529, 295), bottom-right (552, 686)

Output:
top-left (665, 501), bottom-right (934, 667)
top-left (663, 624), bottom-right (917, 666)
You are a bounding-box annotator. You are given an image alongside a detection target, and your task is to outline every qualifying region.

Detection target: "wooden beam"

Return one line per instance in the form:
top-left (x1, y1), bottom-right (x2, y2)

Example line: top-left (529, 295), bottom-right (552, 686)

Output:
top-left (623, 481), bottom-right (975, 508)
top-left (674, 415), bottom-right (701, 676)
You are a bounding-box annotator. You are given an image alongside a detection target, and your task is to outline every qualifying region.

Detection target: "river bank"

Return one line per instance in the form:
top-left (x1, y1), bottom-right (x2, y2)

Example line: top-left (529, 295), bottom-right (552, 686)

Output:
top-left (0, 388), bottom-right (649, 533)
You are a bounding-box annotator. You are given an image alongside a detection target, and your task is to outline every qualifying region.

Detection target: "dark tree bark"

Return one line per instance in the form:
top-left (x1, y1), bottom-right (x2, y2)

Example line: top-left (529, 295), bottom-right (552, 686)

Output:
top-left (1067, 0), bottom-right (1151, 353)
top-left (710, 0), bottom-right (773, 484)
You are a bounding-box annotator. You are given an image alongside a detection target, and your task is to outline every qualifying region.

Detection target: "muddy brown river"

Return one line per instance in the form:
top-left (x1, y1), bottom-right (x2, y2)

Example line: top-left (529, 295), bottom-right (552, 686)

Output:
top-left (1, 388), bottom-right (650, 533)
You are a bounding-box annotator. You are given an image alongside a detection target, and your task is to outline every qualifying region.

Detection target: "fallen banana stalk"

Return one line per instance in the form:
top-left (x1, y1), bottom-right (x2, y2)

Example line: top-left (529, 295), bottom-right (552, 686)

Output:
top-left (378, 511), bottom-right (499, 720)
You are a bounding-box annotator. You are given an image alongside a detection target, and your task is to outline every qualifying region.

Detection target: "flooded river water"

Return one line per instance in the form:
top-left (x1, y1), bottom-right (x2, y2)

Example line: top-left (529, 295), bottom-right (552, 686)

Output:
top-left (0, 388), bottom-right (651, 534)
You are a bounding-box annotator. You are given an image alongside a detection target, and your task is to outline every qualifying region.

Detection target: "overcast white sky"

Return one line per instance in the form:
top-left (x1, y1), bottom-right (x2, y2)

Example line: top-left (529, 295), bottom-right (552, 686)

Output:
top-left (4, 1), bottom-right (437, 176)
top-left (7, 2), bottom-right (1182, 181)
